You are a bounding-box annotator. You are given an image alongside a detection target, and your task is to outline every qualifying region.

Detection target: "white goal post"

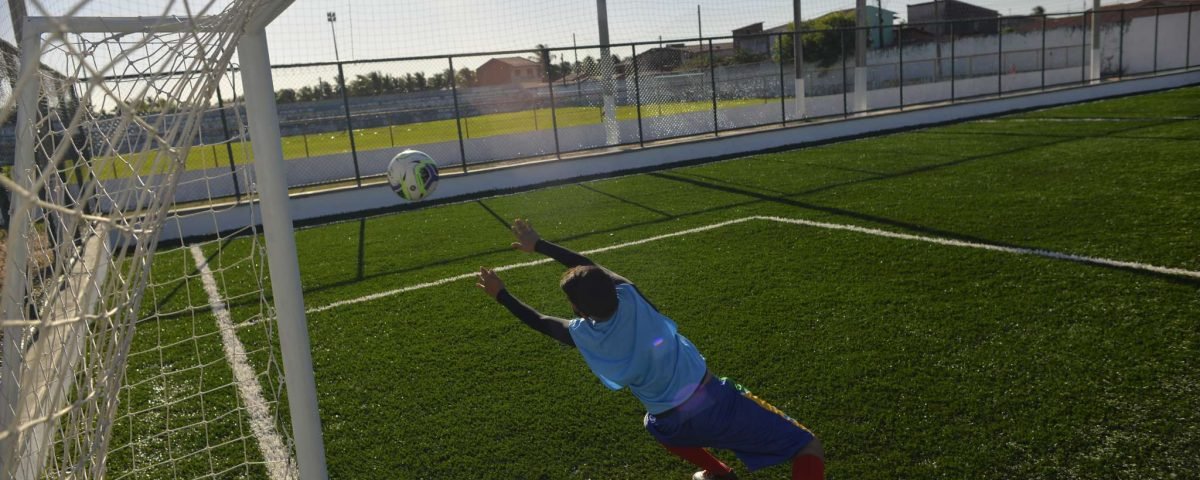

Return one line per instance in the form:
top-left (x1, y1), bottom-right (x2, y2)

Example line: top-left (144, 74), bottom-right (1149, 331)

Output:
top-left (0, 2), bottom-right (327, 479)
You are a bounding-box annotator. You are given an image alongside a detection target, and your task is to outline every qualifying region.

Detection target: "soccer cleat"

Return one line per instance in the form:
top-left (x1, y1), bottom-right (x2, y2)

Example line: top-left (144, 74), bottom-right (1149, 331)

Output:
top-left (692, 470), bottom-right (739, 480)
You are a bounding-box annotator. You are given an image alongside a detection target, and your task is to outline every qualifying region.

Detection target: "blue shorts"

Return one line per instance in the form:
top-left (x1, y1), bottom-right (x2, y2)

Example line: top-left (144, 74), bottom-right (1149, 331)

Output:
top-left (644, 376), bottom-right (815, 472)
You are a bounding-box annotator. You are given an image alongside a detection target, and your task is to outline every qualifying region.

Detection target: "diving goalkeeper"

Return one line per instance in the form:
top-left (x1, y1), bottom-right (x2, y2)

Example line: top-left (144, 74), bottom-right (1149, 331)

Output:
top-left (475, 219), bottom-right (825, 480)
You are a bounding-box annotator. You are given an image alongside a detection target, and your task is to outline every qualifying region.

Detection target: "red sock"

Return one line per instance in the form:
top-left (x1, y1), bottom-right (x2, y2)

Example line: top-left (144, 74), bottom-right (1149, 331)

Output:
top-left (661, 444), bottom-right (732, 476)
top-left (791, 454), bottom-right (824, 480)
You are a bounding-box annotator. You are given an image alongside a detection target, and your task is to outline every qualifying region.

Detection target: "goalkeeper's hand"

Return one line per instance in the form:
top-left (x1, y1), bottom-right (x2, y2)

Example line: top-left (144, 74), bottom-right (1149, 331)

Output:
top-left (476, 267), bottom-right (505, 299)
top-left (509, 218), bottom-right (540, 253)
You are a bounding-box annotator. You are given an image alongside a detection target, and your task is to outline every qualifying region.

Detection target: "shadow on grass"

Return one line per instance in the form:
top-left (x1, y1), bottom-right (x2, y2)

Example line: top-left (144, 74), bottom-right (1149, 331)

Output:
top-left (150, 113), bottom-right (1199, 318)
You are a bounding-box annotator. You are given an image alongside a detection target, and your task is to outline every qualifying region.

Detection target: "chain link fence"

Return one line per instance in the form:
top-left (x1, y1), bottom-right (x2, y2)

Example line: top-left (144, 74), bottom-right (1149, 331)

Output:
top-left (31, 5), bottom-right (1197, 206)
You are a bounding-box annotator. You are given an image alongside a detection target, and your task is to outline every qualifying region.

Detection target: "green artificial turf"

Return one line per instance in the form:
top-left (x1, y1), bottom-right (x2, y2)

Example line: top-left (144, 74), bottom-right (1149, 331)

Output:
top-left (119, 85), bottom-right (1200, 479)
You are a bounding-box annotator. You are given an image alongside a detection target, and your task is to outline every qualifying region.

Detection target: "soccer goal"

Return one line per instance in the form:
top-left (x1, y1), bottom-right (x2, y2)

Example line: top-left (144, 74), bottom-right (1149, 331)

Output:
top-left (0, 1), bottom-right (326, 479)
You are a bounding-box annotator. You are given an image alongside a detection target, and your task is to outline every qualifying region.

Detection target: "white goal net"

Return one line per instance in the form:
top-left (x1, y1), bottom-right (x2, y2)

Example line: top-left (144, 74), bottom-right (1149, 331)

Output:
top-left (0, 1), bottom-right (320, 479)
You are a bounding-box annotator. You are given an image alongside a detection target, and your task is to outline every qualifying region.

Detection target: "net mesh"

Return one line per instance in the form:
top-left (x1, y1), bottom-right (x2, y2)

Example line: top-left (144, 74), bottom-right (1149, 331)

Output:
top-left (0, 1), bottom-right (297, 479)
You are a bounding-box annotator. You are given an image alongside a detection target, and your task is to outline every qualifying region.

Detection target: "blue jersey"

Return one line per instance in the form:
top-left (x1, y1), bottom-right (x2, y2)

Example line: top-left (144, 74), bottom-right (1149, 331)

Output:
top-left (568, 283), bottom-right (708, 414)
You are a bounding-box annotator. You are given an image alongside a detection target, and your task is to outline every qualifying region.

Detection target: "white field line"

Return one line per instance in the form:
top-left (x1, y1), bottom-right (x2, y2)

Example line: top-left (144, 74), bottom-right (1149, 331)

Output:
top-left (188, 246), bottom-right (297, 480)
top-left (307, 217), bottom-right (760, 314)
top-left (307, 216), bottom-right (1200, 314)
top-left (755, 216), bottom-right (1200, 280)
top-left (981, 116), bottom-right (1198, 122)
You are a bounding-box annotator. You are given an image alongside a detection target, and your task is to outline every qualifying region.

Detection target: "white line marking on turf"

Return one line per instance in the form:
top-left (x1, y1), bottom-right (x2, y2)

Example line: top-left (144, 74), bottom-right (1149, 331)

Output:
top-left (306, 217), bottom-right (759, 314)
top-left (307, 216), bottom-right (1200, 314)
top-left (755, 216), bottom-right (1200, 280)
top-left (189, 246), bottom-right (297, 480)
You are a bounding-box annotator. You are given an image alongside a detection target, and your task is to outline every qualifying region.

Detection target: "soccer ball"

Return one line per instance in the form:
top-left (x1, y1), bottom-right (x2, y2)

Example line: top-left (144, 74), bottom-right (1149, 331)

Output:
top-left (386, 149), bottom-right (439, 201)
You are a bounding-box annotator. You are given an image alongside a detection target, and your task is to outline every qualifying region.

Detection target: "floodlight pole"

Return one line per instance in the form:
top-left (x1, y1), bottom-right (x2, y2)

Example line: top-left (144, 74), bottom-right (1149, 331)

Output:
top-left (238, 28), bottom-right (330, 480)
top-left (854, 0), bottom-right (869, 112)
top-left (327, 11), bottom-right (340, 62)
top-left (1090, 0), bottom-right (1101, 82)
top-left (597, 0), bottom-right (618, 145)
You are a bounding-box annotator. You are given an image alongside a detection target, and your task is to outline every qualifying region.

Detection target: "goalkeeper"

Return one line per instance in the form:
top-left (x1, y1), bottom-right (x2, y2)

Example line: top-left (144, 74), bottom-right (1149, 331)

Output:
top-left (476, 219), bottom-right (825, 480)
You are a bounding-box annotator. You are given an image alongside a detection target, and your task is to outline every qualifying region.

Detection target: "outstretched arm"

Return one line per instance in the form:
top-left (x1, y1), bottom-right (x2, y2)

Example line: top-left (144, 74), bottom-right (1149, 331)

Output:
top-left (510, 218), bottom-right (631, 285)
top-left (476, 267), bottom-right (575, 347)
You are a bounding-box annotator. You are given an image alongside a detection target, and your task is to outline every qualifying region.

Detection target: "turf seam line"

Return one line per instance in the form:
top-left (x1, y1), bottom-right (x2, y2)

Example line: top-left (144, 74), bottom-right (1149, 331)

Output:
top-left (189, 246), bottom-right (298, 480)
top-left (307, 216), bottom-right (1200, 313)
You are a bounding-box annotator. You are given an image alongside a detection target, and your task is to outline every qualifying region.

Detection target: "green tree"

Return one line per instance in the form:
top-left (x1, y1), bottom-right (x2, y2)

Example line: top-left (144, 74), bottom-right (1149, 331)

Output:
top-left (430, 72), bottom-right (448, 90)
top-left (581, 55), bottom-right (597, 77)
top-left (773, 11), bottom-right (857, 67)
top-left (275, 88), bottom-right (297, 103)
top-left (455, 67), bottom-right (476, 87)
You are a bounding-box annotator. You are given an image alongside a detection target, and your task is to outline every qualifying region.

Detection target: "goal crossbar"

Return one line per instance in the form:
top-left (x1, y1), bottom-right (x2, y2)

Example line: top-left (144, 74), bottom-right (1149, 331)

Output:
top-left (23, 1), bottom-right (293, 34)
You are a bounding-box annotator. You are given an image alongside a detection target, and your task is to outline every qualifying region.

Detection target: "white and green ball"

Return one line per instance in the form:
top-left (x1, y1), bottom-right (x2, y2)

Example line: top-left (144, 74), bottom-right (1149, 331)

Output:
top-left (386, 149), bottom-right (439, 201)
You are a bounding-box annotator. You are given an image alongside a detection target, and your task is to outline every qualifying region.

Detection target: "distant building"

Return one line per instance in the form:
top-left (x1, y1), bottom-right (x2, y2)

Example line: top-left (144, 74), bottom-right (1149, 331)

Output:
top-left (636, 45), bottom-right (688, 72)
top-left (733, 22), bottom-right (771, 56)
top-left (681, 42), bottom-right (736, 60)
top-left (476, 57), bottom-right (544, 86)
top-left (908, 0), bottom-right (1000, 36)
top-left (825, 6), bottom-right (899, 48)
top-left (1021, 0), bottom-right (1200, 33)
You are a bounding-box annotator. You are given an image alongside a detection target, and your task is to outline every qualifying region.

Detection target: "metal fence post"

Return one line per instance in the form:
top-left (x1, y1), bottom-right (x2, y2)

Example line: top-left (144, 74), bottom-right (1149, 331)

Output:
top-left (215, 86), bottom-right (241, 203)
top-left (998, 17), bottom-right (1004, 96)
top-left (1080, 12), bottom-right (1087, 85)
top-left (1153, 7), bottom-right (1160, 74)
top-left (335, 62), bottom-right (362, 187)
top-left (388, 124), bottom-right (395, 147)
top-left (1041, 14), bottom-right (1047, 90)
top-left (632, 45), bottom-right (645, 147)
top-left (778, 33), bottom-right (787, 125)
top-left (841, 28), bottom-right (848, 118)
top-left (709, 38), bottom-right (719, 135)
top-left (1188, 4), bottom-right (1194, 69)
top-left (898, 25), bottom-right (904, 110)
top-left (543, 48), bottom-right (561, 159)
top-left (1119, 9), bottom-right (1125, 79)
top-left (950, 21), bottom-right (956, 102)
top-left (448, 56), bottom-right (468, 173)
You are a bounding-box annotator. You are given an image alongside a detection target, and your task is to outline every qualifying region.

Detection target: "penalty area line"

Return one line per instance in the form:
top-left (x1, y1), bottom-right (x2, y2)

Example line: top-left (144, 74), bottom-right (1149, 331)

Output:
top-left (189, 246), bottom-right (298, 480)
top-left (307, 216), bottom-right (1200, 314)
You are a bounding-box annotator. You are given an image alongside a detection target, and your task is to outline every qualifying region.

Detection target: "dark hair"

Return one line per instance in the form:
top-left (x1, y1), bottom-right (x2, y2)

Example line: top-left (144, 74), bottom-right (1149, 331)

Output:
top-left (560, 266), bottom-right (618, 320)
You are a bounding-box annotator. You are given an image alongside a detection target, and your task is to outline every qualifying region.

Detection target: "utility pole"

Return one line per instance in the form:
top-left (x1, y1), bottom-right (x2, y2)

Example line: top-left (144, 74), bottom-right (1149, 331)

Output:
top-left (596, 0), bottom-right (618, 145)
top-left (698, 5), bottom-right (703, 40)
top-left (793, 0), bottom-right (806, 118)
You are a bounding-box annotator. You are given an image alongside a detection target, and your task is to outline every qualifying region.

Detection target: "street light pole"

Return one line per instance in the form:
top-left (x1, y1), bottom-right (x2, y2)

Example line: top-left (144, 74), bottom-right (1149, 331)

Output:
top-left (327, 12), bottom-right (340, 62)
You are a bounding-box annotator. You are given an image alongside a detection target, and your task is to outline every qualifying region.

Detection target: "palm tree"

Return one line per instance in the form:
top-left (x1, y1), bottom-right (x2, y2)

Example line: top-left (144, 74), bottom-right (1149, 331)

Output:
top-left (1032, 6), bottom-right (1045, 16)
